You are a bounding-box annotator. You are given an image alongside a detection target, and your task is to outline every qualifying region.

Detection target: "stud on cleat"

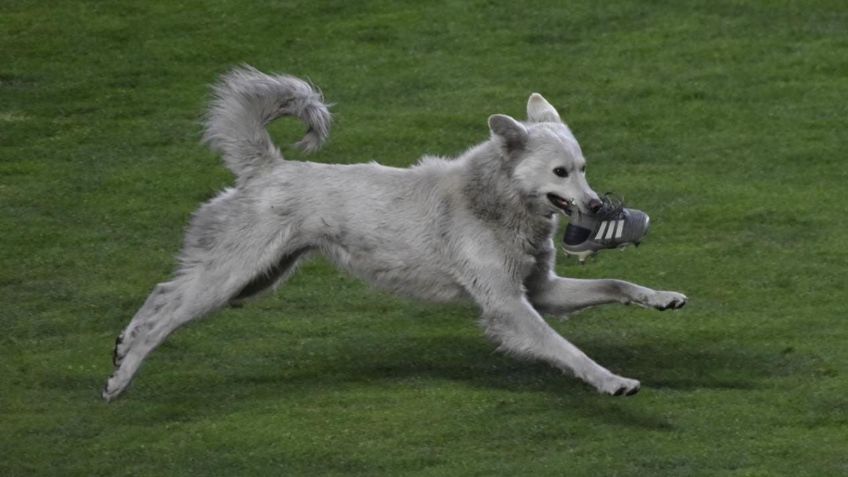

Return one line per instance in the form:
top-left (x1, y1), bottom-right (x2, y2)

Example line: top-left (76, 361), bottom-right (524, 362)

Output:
top-left (562, 241), bottom-right (590, 260)
top-left (563, 246), bottom-right (595, 263)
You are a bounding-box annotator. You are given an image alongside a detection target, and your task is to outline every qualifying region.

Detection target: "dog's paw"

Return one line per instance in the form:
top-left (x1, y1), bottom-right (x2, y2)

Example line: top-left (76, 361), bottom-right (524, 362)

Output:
top-left (102, 374), bottom-right (129, 402)
top-left (596, 374), bottom-right (641, 397)
top-left (648, 291), bottom-right (687, 311)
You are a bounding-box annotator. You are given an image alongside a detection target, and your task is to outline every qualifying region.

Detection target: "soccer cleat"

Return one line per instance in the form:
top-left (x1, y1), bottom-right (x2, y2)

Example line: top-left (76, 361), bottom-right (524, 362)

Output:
top-left (561, 195), bottom-right (650, 263)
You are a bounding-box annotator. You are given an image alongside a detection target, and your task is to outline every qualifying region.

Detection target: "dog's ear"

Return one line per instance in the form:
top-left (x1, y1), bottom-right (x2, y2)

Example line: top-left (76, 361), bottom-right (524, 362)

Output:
top-left (488, 114), bottom-right (528, 151)
top-left (527, 93), bottom-right (561, 123)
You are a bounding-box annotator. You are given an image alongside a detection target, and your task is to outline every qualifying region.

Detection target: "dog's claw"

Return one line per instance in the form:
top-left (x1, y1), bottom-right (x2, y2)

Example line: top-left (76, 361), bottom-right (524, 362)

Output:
top-left (651, 291), bottom-right (688, 311)
top-left (611, 383), bottom-right (640, 396)
top-left (112, 334), bottom-right (124, 367)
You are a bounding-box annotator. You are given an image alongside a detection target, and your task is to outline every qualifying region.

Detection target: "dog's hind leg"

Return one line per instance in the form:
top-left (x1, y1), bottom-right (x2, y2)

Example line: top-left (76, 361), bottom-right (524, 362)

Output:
top-left (103, 191), bottom-right (308, 401)
top-left (103, 245), bottom-right (307, 401)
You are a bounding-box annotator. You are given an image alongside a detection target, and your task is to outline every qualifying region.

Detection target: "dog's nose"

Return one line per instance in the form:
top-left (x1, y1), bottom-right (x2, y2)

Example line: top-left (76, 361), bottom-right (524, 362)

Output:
top-left (587, 198), bottom-right (603, 213)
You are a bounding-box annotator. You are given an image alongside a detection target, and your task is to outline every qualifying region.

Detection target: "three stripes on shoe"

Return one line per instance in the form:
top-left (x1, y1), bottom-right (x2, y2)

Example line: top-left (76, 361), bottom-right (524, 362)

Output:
top-left (595, 220), bottom-right (625, 240)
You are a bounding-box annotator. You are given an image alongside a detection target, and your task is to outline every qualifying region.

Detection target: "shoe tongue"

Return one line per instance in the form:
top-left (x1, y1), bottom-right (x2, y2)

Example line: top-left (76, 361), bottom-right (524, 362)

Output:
top-left (596, 194), bottom-right (625, 219)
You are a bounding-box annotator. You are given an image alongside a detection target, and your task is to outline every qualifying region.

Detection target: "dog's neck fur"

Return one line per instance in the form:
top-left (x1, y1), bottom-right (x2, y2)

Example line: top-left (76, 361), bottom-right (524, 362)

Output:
top-left (461, 141), bottom-right (555, 251)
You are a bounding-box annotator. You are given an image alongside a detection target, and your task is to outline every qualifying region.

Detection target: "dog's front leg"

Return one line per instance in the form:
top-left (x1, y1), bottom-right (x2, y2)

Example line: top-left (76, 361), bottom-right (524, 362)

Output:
top-left (480, 296), bottom-right (641, 396)
top-left (528, 276), bottom-right (687, 316)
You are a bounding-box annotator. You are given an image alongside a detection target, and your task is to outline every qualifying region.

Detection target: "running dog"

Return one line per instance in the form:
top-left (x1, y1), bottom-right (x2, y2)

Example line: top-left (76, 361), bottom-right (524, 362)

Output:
top-left (103, 66), bottom-right (687, 401)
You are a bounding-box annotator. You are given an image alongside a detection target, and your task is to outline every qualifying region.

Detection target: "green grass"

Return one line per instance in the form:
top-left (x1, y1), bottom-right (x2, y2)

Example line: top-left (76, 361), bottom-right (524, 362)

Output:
top-left (2, 0), bottom-right (847, 475)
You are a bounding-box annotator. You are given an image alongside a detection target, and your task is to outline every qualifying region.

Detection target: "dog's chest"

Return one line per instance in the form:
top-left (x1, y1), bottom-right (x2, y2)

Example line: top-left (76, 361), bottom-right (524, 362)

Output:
top-left (514, 231), bottom-right (555, 278)
top-left (512, 214), bottom-right (557, 254)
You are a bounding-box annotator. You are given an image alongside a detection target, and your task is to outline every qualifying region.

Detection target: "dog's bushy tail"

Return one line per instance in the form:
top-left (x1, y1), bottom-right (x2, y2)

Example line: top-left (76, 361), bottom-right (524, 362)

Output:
top-left (203, 65), bottom-right (331, 179)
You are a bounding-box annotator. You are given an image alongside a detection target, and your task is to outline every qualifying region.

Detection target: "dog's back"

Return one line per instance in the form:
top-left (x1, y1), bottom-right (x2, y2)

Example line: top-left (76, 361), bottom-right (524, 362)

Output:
top-left (200, 67), bottom-right (488, 302)
top-left (254, 156), bottom-right (473, 301)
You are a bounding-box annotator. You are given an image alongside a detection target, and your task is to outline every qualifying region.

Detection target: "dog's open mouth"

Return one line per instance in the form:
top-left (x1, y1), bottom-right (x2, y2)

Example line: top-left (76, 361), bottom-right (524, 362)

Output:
top-left (547, 193), bottom-right (573, 213)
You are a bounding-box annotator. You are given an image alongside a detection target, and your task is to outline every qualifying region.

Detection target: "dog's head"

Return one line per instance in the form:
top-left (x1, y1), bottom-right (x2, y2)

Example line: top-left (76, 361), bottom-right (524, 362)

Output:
top-left (489, 94), bottom-right (601, 215)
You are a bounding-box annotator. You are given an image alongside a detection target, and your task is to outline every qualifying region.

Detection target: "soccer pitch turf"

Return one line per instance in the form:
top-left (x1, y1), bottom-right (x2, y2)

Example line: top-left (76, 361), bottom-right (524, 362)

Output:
top-left (2, 1), bottom-right (846, 475)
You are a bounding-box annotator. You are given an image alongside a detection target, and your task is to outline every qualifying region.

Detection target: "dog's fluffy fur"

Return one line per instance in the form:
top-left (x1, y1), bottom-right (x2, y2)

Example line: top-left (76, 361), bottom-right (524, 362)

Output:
top-left (103, 66), bottom-right (687, 401)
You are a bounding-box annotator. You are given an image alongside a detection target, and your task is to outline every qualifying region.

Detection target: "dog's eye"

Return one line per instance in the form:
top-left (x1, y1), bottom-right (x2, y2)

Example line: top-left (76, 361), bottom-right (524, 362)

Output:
top-left (553, 167), bottom-right (568, 178)
top-left (580, 165), bottom-right (586, 173)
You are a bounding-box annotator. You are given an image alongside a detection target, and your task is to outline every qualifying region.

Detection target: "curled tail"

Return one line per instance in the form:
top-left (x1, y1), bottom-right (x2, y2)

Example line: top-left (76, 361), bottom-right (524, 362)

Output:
top-left (203, 65), bottom-right (332, 179)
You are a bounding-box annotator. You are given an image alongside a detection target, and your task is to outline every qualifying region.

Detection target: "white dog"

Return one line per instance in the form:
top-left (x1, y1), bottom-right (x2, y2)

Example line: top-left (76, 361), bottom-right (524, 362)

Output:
top-left (102, 66), bottom-right (687, 401)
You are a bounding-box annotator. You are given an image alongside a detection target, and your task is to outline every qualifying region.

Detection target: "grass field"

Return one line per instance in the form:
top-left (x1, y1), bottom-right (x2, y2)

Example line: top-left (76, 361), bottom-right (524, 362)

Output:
top-left (2, 0), bottom-right (847, 475)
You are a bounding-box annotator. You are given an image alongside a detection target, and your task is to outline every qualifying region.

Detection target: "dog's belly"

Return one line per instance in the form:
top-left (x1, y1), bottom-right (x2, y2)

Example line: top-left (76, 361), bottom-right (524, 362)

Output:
top-left (320, 243), bottom-right (468, 302)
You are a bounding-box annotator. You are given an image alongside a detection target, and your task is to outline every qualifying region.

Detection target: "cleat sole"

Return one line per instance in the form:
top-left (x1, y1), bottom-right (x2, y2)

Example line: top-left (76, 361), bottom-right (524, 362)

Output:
top-left (562, 247), bottom-right (595, 263)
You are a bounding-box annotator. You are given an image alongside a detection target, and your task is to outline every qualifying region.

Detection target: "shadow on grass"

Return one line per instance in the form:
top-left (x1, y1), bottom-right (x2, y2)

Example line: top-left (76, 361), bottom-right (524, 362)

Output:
top-left (124, 332), bottom-right (779, 430)
top-left (221, 335), bottom-right (767, 392)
